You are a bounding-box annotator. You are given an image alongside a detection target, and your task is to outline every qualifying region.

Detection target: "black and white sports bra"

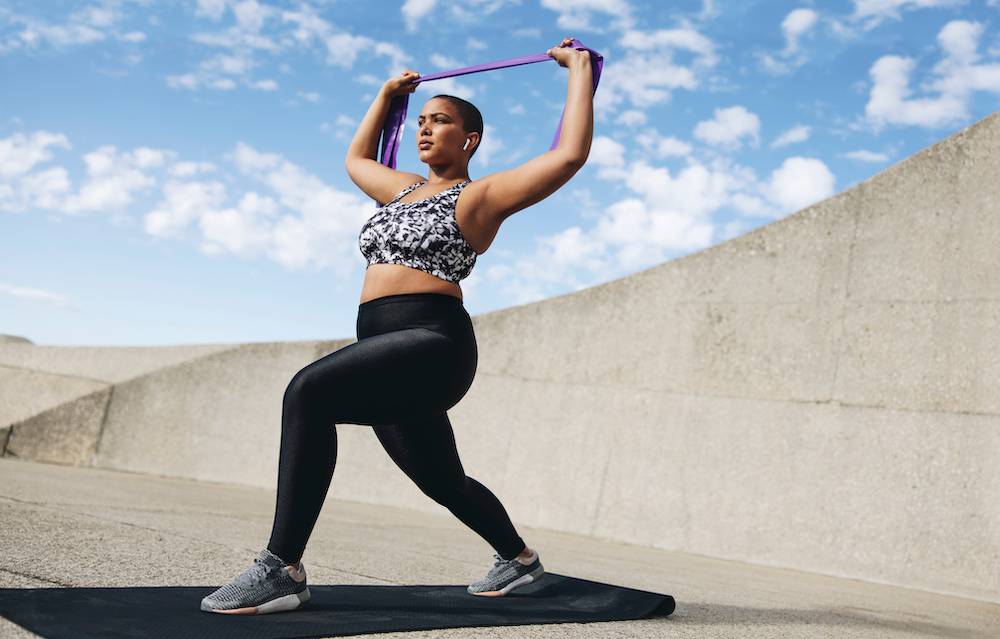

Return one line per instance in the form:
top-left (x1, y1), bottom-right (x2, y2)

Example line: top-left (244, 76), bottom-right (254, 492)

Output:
top-left (359, 179), bottom-right (478, 283)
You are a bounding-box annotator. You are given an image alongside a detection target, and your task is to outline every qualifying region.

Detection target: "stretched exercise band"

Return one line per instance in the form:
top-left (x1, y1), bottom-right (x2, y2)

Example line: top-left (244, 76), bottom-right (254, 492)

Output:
top-left (377, 38), bottom-right (604, 171)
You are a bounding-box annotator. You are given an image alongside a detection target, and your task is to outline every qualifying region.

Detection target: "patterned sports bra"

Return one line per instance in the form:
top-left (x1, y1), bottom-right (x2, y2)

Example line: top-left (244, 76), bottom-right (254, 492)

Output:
top-left (359, 179), bottom-right (478, 283)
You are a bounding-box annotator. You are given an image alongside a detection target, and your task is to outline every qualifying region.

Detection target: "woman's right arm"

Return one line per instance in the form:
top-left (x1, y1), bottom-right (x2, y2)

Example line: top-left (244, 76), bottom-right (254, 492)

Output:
top-left (345, 72), bottom-right (423, 204)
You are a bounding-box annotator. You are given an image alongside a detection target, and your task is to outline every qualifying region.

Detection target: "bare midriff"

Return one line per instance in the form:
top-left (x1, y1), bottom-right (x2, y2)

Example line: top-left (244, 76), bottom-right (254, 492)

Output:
top-left (359, 264), bottom-right (463, 304)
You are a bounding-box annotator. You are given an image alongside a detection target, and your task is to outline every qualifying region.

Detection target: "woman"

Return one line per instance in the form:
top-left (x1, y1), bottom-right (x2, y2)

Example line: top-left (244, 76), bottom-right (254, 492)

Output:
top-left (200, 37), bottom-right (594, 615)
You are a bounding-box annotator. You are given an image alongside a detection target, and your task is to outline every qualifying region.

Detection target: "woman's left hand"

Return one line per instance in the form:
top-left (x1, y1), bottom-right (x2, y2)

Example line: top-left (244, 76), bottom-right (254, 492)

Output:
top-left (547, 37), bottom-right (591, 68)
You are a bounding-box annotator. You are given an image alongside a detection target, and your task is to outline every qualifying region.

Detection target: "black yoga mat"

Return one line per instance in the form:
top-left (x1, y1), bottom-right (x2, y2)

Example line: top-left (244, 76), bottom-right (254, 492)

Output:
top-left (0, 572), bottom-right (674, 638)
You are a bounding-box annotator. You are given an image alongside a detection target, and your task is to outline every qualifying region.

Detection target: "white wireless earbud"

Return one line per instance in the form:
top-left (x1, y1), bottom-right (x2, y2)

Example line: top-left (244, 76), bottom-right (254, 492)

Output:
top-left (463, 139), bottom-right (470, 150)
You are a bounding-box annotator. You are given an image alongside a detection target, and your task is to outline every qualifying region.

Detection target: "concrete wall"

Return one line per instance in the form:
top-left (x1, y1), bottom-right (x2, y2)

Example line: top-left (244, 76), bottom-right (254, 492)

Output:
top-left (3, 110), bottom-right (998, 603)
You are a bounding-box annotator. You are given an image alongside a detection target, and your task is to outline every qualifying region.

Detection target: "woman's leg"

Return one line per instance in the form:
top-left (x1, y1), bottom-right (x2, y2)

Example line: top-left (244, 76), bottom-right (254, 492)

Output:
top-left (266, 326), bottom-right (470, 565)
top-left (373, 414), bottom-right (527, 560)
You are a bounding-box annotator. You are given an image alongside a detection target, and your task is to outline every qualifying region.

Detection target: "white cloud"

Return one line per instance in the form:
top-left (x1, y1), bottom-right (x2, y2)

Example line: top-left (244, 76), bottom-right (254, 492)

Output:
top-left (448, 0), bottom-right (521, 24)
top-left (430, 52), bottom-right (462, 69)
top-left (16, 166), bottom-right (72, 210)
top-left (0, 131), bottom-right (71, 178)
top-left (169, 161), bottom-right (217, 177)
top-left (199, 191), bottom-right (280, 256)
top-left (588, 136), bottom-right (626, 172)
top-left (540, 0), bottom-right (636, 32)
top-left (166, 73), bottom-right (199, 90)
top-left (414, 74), bottom-right (475, 101)
top-left (75, 6), bottom-right (118, 29)
top-left (850, 0), bottom-right (966, 29)
top-left (174, 1), bottom-right (442, 93)
top-left (0, 132), bottom-right (173, 216)
top-left (0, 132), bottom-right (383, 277)
top-left (145, 180), bottom-right (228, 238)
top-left (63, 145), bottom-right (171, 213)
top-left (252, 78), bottom-right (278, 90)
top-left (0, 281), bottom-right (72, 307)
top-left (655, 137), bottom-right (692, 158)
top-left (279, 5), bottom-right (405, 72)
top-left (402, 0), bottom-right (438, 32)
top-left (615, 110), bottom-right (647, 127)
top-left (765, 157), bottom-right (836, 212)
top-left (511, 27), bottom-right (542, 39)
top-left (468, 123), bottom-right (504, 167)
top-left (210, 77), bottom-right (237, 90)
top-left (782, 8), bottom-right (819, 54)
top-left (864, 19), bottom-right (1000, 129)
top-left (0, 1), bottom-right (145, 53)
top-left (321, 114), bottom-right (357, 140)
top-left (0, 131), bottom-right (74, 213)
top-left (757, 8), bottom-right (818, 75)
top-left (634, 130), bottom-right (693, 159)
top-left (699, 0), bottom-right (719, 20)
top-left (228, 142), bottom-right (373, 271)
top-left (844, 149), bottom-right (890, 162)
top-left (174, 0), bottom-right (410, 91)
top-left (693, 106), bottom-right (761, 150)
top-left (771, 125), bottom-right (811, 148)
top-left (190, 0), bottom-right (277, 50)
top-left (594, 26), bottom-right (718, 115)
top-left (195, 0), bottom-right (229, 21)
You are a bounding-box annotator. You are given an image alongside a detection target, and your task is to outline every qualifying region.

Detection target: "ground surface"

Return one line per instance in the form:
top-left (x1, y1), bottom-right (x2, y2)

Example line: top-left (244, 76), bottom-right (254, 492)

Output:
top-left (1, 457), bottom-right (997, 639)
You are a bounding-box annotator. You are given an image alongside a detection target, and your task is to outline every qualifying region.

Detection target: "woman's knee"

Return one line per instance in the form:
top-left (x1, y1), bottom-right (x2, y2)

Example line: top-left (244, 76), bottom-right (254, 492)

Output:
top-left (284, 369), bottom-right (313, 404)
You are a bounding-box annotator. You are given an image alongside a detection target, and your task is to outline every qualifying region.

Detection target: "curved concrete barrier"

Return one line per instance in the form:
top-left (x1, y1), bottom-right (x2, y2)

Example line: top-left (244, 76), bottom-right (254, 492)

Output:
top-left (3, 110), bottom-right (999, 604)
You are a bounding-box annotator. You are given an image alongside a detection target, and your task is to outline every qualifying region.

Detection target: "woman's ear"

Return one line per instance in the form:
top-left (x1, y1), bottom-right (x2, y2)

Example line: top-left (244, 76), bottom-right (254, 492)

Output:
top-left (465, 132), bottom-right (480, 152)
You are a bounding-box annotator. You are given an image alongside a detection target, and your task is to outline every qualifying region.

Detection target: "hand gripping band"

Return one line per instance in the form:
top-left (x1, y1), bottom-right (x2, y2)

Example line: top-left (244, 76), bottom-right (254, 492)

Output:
top-left (377, 38), bottom-right (605, 172)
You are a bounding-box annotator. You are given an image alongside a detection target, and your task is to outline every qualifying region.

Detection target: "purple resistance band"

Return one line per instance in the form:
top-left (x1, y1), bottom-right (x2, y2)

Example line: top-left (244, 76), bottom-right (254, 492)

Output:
top-left (377, 38), bottom-right (604, 172)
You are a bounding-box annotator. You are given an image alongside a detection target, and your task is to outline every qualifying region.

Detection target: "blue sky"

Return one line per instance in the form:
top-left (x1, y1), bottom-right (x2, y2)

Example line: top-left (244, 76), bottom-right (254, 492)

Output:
top-left (2, 0), bottom-right (999, 347)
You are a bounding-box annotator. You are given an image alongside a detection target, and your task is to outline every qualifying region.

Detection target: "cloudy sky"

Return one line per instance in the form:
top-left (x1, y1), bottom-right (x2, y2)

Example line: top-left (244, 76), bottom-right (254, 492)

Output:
top-left (3, 0), bottom-right (999, 346)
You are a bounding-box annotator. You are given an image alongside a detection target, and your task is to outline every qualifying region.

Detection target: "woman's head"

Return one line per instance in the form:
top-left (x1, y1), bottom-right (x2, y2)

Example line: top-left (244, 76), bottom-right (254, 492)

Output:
top-left (417, 95), bottom-right (483, 165)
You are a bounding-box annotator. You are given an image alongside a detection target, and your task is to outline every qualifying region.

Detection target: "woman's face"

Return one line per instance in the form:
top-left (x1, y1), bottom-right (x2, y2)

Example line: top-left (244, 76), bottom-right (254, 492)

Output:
top-left (416, 99), bottom-right (469, 164)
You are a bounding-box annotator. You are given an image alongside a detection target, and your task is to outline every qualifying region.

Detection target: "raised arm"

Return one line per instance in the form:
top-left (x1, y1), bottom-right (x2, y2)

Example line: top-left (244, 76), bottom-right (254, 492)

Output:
top-left (345, 73), bottom-right (424, 205)
top-left (477, 43), bottom-right (594, 223)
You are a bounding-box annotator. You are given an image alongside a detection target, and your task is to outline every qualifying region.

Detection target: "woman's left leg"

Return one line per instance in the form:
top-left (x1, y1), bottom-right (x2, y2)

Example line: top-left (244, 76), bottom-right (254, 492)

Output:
top-left (373, 413), bottom-right (527, 560)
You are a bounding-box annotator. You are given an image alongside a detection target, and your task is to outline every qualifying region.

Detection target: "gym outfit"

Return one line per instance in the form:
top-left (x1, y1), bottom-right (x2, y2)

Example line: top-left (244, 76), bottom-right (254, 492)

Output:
top-left (202, 182), bottom-right (541, 615)
top-left (359, 179), bottom-right (477, 283)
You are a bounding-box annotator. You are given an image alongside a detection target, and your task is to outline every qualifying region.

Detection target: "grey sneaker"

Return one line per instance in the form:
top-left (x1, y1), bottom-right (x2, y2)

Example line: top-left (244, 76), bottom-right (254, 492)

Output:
top-left (200, 548), bottom-right (310, 614)
top-left (467, 551), bottom-right (545, 597)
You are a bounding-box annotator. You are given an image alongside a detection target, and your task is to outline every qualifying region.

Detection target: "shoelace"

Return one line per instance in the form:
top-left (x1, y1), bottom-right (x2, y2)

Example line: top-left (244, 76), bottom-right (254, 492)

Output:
top-left (234, 557), bottom-right (280, 588)
top-left (487, 553), bottom-right (512, 576)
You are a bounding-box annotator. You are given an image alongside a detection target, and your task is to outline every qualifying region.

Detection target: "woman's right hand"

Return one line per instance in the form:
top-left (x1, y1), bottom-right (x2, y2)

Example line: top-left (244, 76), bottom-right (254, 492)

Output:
top-left (547, 37), bottom-right (589, 68)
top-left (382, 70), bottom-right (421, 98)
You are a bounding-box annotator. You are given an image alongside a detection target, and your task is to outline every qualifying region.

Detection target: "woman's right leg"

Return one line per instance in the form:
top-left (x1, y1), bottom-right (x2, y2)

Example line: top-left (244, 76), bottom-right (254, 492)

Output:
top-left (372, 414), bottom-right (527, 560)
top-left (266, 325), bottom-right (467, 565)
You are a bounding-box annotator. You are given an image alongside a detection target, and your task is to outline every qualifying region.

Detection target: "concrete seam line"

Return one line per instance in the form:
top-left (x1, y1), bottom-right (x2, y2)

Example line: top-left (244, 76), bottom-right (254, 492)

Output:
top-left (91, 384), bottom-right (116, 465)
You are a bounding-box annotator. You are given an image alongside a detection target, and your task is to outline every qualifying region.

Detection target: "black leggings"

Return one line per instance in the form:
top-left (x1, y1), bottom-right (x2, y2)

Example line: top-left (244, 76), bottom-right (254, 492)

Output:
top-left (266, 292), bottom-right (526, 565)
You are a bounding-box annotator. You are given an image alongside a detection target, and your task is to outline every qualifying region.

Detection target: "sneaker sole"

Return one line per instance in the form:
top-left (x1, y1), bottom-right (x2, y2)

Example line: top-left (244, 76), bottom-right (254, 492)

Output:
top-left (202, 587), bottom-right (311, 615)
top-left (469, 565), bottom-right (544, 597)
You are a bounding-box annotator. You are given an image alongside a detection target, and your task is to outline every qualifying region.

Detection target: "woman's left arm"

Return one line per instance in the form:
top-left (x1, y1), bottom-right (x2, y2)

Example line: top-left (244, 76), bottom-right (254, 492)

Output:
top-left (470, 42), bottom-right (595, 223)
top-left (554, 52), bottom-right (594, 165)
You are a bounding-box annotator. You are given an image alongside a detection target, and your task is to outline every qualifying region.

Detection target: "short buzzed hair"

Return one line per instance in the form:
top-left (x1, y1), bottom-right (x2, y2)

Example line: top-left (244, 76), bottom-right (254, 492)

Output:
top-left (429, 94), bottom-right (483, 159)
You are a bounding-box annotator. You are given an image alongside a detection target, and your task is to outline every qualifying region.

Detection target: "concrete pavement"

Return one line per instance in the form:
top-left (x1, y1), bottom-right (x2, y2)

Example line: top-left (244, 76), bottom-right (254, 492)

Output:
top-left (2, 457), bottom-right (997, 638)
